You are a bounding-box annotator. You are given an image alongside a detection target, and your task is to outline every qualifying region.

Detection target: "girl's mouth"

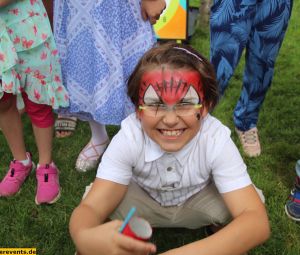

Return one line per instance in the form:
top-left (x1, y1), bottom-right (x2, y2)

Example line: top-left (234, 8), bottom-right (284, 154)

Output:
top-left (158, 129), bottom-right (185, 137)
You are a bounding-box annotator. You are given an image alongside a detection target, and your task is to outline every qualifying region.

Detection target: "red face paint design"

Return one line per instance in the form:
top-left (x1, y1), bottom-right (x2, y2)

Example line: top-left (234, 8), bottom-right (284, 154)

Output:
top-left (139, 68), bottom-right (203, 106)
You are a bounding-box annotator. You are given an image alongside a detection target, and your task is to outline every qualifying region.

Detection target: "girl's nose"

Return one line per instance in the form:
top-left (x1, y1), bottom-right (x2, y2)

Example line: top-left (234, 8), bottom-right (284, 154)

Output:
top-left (162, 110), bottom-right (179, 126)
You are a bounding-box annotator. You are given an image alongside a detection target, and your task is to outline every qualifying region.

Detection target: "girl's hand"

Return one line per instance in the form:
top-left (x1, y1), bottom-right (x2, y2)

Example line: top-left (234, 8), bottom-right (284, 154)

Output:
top-left (76, 220), bottom-right (157, 255)
top-left (141, 0), bottom-right (166, 25)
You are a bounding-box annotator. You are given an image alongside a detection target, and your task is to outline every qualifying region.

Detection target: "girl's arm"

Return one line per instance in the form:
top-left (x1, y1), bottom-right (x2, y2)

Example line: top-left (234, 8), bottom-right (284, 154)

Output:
top-left (69, 178), bottom-right (156, 255)
top-left (0, 0), bottom-right (14, 7)
top-left (160, 185), bottom-right (270, 255)
top-left (141, 0), bottom-right (166, 25)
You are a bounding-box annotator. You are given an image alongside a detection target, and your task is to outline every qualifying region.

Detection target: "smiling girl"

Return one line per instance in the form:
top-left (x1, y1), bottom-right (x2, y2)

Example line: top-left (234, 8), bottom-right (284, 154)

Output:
top-left (69, 43), bottom-right (270, 255)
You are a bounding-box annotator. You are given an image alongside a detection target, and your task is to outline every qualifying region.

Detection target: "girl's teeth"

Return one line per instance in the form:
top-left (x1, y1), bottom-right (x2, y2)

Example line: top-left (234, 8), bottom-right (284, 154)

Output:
top-left (161, 130), bottom-right (182, 136)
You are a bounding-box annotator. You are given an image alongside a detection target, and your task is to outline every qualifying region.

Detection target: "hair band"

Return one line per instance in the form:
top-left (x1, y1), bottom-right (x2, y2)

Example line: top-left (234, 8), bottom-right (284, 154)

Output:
top-left (173, 47), bottom-right (203, 63)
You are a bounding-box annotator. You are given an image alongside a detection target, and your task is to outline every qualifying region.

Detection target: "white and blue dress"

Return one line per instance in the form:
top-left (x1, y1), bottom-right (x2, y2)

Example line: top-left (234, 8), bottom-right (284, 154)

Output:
top-left (54, 0), bottom-right (155, 124)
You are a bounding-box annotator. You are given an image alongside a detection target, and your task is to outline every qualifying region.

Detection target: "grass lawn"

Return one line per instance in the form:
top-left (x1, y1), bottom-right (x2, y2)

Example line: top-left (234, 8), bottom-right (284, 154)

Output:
top-left (1, 1), bottom-right (300, 254)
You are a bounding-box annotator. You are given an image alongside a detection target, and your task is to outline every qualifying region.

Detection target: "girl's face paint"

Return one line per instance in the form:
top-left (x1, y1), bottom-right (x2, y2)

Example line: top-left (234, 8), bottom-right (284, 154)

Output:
top-left (138, 68), bottom-right (204, 107)
top-left (137, 68), bottom-right (206, 153)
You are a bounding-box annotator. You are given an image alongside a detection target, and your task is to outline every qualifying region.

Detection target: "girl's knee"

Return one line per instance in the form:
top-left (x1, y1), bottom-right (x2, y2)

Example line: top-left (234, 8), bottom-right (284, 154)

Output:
top-left (22, 92), bottom-right (54, 127)
top-left (27, 104), bottom-right (54, 128)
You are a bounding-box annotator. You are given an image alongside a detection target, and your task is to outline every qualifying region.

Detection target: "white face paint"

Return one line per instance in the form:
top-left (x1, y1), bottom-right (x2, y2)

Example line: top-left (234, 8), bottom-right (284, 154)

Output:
top-left (143, 85), bottom-right (160, 105)
top-left (180, 87), bottom-right (200, 104)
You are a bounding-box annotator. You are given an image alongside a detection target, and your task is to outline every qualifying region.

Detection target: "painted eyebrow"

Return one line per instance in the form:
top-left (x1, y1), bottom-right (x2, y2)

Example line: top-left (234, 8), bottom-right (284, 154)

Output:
top-left (144, 97), bottom-right (163, 104)
top-left (179, 97), bottom-right (200, 104)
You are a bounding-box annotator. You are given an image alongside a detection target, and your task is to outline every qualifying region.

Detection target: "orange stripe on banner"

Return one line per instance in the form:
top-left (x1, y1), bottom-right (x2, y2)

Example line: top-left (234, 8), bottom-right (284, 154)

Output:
top-left (156, 6), bottom-right (187, 40)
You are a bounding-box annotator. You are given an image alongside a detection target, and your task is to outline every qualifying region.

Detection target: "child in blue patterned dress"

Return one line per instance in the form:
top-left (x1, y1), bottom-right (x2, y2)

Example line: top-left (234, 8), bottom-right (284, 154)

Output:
top-left (53, 0), bottom-right (166, 172)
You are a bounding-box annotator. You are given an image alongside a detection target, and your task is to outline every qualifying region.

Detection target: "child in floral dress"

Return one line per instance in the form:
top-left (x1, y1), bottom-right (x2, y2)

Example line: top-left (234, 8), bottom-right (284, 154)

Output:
top-left (0, 0), bottom-right (69, 204)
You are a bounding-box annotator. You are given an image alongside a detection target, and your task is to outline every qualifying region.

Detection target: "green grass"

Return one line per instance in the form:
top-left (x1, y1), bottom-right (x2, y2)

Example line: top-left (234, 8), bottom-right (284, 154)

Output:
top-left (1, 2), bottom-right (300, 254)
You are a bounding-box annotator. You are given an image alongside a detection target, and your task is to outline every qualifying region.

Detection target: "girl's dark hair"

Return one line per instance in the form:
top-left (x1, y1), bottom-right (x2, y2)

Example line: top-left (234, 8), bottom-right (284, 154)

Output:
top-left (127, 42), bottom-right (219, 112)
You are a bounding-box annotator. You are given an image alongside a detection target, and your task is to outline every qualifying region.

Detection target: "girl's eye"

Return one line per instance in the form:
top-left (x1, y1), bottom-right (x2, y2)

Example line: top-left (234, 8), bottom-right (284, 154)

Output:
top-left (148, 104), bottom-right (164, 108)
top-left (157, 104), bottom-right (166, 109)
top-left (176, 103), bottom-right (193, 108)
top-left (147, 104), bottom-right (164, 111)
top-left (179, 102), bottom-right (194, 106)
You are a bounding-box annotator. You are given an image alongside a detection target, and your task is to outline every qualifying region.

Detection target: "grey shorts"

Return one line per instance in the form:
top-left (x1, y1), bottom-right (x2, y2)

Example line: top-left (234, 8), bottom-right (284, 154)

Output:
top-left (110, 181), bottom-right (231, 229)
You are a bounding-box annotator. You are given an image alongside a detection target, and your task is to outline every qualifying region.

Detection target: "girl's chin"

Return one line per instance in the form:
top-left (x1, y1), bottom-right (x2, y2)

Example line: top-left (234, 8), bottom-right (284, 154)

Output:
top-left (157, 140), bottom-right (186, 152)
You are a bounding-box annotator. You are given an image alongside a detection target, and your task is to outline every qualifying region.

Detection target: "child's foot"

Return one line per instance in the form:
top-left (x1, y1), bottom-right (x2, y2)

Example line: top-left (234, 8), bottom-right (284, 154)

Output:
top-left (55, 116), bottom-right (77, 138)
top-left (235, 127), bottom-right (261, 157)
top-left (0, 152), bottom-right (34, 197)
top-left (35, 162), bottom-right (60, 205)
top-left (285, 177), bottom-right (300, 221)
top-left (75, 139), bottom-right (109, 172)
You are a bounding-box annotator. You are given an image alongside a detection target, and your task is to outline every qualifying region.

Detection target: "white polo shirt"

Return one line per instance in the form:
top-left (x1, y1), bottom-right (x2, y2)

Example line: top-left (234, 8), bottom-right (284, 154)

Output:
top-left (97, 113), bottom-right (252, 206)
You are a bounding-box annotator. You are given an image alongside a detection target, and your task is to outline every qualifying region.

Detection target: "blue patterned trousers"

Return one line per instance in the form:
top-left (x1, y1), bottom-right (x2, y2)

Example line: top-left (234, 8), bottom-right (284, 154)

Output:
top-left (210, 0), bottom-right (293, 131)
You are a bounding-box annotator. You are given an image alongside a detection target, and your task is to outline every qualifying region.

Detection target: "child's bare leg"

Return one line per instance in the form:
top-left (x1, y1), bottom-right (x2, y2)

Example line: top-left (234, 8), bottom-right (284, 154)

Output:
top-left (32, 124), bottom-right (53, 164)
top-left (0, 96), bottom-right (34, 197)
top-left (0, 96), bottom-right (27, 160)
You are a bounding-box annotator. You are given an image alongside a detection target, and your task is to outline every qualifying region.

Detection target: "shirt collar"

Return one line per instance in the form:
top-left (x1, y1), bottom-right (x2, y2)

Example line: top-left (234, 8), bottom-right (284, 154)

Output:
top-left (144, 134), bottom-right (164, 162)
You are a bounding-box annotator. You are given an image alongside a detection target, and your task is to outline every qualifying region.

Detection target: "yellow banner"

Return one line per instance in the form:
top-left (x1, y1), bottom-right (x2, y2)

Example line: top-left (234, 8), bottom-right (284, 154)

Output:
top-left (0, 248), bottom-right (37, 254)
